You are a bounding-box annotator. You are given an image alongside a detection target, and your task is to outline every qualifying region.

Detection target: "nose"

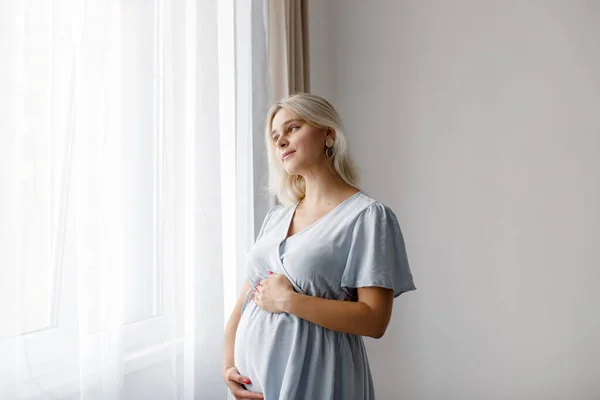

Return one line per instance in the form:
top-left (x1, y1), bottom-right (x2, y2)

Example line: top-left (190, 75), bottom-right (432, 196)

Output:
top-left (277, 136), bottom-right (288, 149)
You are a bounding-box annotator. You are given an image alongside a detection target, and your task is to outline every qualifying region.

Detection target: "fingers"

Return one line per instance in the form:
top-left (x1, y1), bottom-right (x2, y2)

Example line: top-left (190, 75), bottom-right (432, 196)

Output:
top-left (227, 380), bottom-right (265, 399)
top-left (227, 370), bottom-right (252, 385)
top-left (254, 283), bottom-right (263, 302)
top-left (228, 382), bottom-right (264, 400)
top-left (224, 367), bottom-right (264, 399)
top-left (253, 282), bottom-right (262, 299)
top-left (230, 386), bottom-right (265, 400)
top-left (233, 388), bottom-right (264, 400)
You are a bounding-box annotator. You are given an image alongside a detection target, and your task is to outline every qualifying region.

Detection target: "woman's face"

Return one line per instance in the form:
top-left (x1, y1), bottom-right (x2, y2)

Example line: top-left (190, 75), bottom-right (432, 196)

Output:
top-left (270, 108), bottom-right (332, 176)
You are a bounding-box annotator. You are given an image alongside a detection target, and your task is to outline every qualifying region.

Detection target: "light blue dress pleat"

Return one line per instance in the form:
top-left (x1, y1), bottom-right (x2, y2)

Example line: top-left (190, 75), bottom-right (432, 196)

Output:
top-left (234, 191), bottom-right (416, 400)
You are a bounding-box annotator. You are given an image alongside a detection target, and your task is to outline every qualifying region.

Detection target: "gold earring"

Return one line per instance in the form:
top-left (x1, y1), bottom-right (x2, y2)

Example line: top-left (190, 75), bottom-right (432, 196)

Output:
top-left (325, 138), bottom-right (334, 158)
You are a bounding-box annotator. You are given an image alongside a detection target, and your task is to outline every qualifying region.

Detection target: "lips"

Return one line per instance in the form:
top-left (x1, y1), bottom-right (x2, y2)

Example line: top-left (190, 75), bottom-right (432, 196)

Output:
top-left (282, 150), bottom-right (295, 160)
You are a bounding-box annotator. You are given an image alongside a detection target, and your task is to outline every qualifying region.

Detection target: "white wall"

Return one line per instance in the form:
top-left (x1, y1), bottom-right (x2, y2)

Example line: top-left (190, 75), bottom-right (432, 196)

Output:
top-left (308, 1), bottom-right (600, 399)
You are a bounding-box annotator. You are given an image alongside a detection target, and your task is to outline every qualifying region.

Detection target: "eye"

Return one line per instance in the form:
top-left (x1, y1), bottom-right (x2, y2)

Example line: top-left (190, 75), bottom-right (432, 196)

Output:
top-left (289, 125), bottom-right (299, 132)
top-left (272, 135), bottom-right (279, 142)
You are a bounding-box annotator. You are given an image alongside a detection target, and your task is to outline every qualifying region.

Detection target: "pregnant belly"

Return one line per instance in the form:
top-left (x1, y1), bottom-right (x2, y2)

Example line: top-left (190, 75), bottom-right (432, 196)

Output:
top-left (233, 301), bottom-right (371, 399)
top-left (233, 301), bottom-right (307, 393)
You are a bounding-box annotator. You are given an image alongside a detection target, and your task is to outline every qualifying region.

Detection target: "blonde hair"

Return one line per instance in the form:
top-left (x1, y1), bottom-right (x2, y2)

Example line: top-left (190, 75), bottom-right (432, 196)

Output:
top-left (265, 93), bottom-right (359, 206)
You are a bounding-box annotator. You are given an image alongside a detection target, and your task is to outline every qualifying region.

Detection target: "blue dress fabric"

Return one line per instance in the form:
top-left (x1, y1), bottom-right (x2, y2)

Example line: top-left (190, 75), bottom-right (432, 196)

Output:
top-left (234, 191), bottom-right (416, 399)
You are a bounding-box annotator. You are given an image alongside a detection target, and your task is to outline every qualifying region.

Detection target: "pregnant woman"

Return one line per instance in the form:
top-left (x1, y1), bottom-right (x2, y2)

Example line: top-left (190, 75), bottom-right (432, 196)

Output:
top-left (223, 93), bottom-right (417, 400)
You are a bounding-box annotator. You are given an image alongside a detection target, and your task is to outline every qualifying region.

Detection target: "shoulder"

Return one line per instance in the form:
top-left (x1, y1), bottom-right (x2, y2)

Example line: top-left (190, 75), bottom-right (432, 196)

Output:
top-left (340, 193), bottom-right (409, 254)
top-left (346, 193), bottom-right (406, 239)
top-left (256, 204), bottom-right (290, 241)
top-left (265, 203), bottom-right (290, 219)
top-left (353, 192), bottom-right (400, 222)
top-left (261, 203), bottom-right (292, 227)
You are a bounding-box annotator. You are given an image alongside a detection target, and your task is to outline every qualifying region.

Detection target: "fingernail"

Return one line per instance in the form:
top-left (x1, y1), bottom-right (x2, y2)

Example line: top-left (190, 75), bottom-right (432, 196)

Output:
top-left (268, 271), bottom-right (273, 275)
top-left (244, 378), bottom-right (251, 384)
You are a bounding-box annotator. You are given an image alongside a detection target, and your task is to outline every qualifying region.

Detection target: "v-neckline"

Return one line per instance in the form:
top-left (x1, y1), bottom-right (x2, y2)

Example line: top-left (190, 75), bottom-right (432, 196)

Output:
top-left (283, 191), bottom-right (362, 241)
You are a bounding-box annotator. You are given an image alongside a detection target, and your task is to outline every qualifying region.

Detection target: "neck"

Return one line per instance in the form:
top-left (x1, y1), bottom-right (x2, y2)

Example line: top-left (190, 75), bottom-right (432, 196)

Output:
top-left (299, 166), bottom-right (356, 208)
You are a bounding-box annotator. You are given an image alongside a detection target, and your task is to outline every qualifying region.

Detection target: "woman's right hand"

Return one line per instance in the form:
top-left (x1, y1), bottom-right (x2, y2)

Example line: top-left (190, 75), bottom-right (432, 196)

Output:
top-left (223, 366), bottom-right (264, 400)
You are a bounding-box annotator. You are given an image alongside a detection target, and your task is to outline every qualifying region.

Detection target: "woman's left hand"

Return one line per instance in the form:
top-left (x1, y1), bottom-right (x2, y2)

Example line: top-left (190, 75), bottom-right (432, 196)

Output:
top-left (254, 272), bottom-right (295, 313)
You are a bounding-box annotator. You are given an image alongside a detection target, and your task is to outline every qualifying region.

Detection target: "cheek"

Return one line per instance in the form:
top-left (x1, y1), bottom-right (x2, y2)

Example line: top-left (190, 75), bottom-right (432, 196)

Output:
top-left (294, 136), bottom-right (320, 157)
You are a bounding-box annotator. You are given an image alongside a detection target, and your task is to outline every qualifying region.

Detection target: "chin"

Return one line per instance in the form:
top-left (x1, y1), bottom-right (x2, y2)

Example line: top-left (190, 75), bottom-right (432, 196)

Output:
top-left (282, 162), bottom-right (299, 175)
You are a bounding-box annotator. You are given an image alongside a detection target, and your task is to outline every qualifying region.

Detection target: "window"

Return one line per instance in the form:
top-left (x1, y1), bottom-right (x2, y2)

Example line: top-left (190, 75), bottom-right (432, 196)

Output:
top-left (0, 1), bottom-right (177, 393)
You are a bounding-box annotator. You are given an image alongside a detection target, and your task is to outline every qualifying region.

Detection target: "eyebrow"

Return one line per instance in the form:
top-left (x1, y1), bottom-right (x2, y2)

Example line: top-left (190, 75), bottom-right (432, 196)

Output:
top-left (271, 119), bottom-right (303, 136)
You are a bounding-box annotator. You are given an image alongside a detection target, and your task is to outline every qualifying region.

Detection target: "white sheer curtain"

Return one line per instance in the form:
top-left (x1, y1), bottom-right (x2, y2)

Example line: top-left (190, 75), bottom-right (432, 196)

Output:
top-left (0, 1), bottom-right (251, 398)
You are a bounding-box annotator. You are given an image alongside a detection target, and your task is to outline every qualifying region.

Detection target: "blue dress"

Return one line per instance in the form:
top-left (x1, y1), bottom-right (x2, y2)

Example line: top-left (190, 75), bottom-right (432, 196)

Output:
top-left (234, 191), bottom-right (416, 399)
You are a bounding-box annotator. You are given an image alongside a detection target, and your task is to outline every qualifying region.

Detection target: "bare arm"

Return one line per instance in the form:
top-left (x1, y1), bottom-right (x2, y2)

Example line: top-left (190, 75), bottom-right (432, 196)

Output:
top-left (223, 281), bottom-right (251, 372)
top-left (283, 287), bottom-right (394, 338)
top-left (255, 274), bottom-right (395, 339)
top-left (223, 281), bottom-right (264, 399)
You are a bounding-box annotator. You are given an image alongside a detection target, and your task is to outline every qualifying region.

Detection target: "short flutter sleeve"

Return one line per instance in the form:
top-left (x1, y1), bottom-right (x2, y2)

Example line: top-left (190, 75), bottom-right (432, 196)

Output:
top-left (341, 202), bottom-right (417, 299)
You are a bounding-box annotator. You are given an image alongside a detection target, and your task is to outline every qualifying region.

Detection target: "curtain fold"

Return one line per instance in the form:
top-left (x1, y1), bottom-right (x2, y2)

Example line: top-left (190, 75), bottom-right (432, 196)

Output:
top-left (268, 0), bottom-right (309, 101)
top-left (0, 1), bottom-right (235, 398)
